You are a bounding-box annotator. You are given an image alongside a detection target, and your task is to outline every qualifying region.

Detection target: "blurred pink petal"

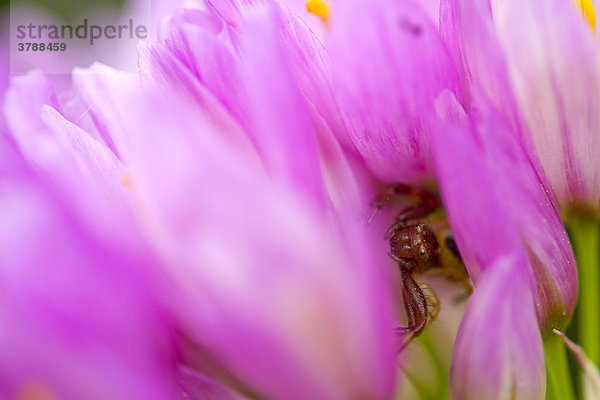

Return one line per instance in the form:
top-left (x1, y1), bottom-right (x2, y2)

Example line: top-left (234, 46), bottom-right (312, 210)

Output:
top-left (237, 3), bottom-right (327, 203)
top-left (0, 152), bottom-right (178, 400)
top-left (71, 52), bottom-right (397, 400)
top-left (3, 72), bottom-right (133, 222)
top-left (178, 366), bottom-right (246, 400)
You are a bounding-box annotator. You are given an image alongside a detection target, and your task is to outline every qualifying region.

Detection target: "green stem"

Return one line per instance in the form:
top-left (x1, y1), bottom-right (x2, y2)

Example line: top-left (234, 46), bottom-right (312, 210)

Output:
top-left (419, 331), bottom-right (449, 400)
top-left (569, 217), bottom-right (600, 367)
top-left (545, 333), bottom-right (576, 400)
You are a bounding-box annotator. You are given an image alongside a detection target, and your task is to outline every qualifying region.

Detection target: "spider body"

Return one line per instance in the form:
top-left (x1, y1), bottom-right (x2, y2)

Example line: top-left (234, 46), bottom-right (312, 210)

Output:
top-left (388, 223), bottom-right (440, 272)
top-left (369, 183), bottom-right (468, 350)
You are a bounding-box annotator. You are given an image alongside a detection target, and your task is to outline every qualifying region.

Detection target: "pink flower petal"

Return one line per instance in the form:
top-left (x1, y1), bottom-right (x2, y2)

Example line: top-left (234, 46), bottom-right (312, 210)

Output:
top-left (329, 0), bottom-right (462, 183)
top-left (71, 61), bottom-right (397, 400)
top-left (237, 3), bottom-right (328, 204)
top-left (450, 258), bottom-right (545, 400)
top-left (554, 329), bottom-right (600, 399)
top-left (0, 164), bottom-right (177, 400)
top-left (432, 90), bottom-right (577, 330)
top-left (493, 0), bottom-right (600, 207)
top-left (453, 0), bottom-right (600, 208)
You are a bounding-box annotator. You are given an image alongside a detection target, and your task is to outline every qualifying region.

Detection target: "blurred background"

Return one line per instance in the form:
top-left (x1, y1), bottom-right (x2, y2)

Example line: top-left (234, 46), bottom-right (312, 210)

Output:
top-left (2, 0), bottom-right (126, 22)
top-left (3, 0), bottom-right (160, 74)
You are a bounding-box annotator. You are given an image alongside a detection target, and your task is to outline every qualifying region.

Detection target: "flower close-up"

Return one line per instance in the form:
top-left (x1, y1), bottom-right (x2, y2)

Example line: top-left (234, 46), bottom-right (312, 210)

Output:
top-left (1, 0), bottom-right (599, 399)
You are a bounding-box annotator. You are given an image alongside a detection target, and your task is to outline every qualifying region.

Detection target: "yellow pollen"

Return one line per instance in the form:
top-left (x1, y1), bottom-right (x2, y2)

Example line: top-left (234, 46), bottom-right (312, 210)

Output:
top-left (18, 381), bottom-right (56, 400)
top-left (306, 0), bottom-right (330, 27)
top-left (572, 0), bottom-right (596, 33)
top-left (121, 169), bottom-right (134, 190)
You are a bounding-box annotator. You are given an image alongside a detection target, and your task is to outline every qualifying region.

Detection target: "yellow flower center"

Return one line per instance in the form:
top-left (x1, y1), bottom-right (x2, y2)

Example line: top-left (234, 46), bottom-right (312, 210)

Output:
top-left (306, 0), bottom-right (330, 26)
top-left (572, 0), bottom-right (596, 33)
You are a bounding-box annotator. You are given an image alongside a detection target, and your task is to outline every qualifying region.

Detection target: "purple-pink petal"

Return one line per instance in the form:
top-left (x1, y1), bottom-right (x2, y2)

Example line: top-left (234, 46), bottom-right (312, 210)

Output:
top-left (70, 60), bottom-right (397, 400)
top-left (0, 159), bottom-right (178, 400)
top-left (494, 0), bottom-right (600, 208)
top-left (450, 258), bottom-right (545, 400)
top-left (451, 0), bottom-right (600, 209)
top-left (329, 0), bottom-right (462, 184)
top-left (432, 90), bottom-right (577, 330)
top-left (430, 92), bottom-right (518, 283)
top-left (160, 8), bottom-right (245, 122)
top-left (237, 2), bottom-right (327, 205)
top-left (466, 92), bottom-right (577, 330)
top-left (431, 90), bottom-right (575, 397)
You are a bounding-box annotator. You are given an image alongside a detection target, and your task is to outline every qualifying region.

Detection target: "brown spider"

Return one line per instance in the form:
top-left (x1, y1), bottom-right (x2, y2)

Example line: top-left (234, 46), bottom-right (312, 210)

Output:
top-left (369, 183), bottom-right (469, 350)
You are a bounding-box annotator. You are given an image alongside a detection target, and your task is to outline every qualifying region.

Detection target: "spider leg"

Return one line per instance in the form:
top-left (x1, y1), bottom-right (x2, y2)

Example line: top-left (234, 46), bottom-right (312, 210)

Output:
top-left (387, 188), bottom-right (439, 236)
top-left (367, 184), bottom-right (399, 224)
top-left (420, 282), bottom-right (440, 322)
top-left (368, 183), bottom-right (439, 232)
top-left (395, 263), bottom-right (429, 351)
top-left (395, 327), bottom-right (416, 353)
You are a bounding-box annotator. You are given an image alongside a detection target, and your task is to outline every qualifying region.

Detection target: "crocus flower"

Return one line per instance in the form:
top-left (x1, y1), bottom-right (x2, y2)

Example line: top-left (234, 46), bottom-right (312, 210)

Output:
top-left (0, 0), bottom-right (587, 400)
top-left (302, 0), bottom-right (576, 397)
top-left (2, 2), bottom-right (399, 400)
